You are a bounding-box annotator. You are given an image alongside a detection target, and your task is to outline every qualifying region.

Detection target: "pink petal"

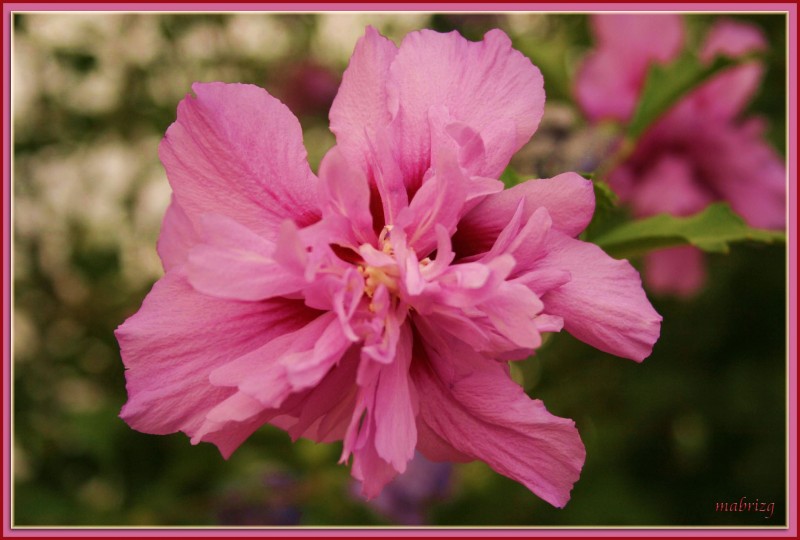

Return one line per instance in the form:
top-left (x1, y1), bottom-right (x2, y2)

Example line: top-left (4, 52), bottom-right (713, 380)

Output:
top-left (479, 281), bottom-right (544, 351)
top-left (576, 14), bottom-right (684, 122)
top-left (639, 115), bottom-right (786, 231)
top-left (592, 14), bottom-right (684, 61)
top-left (476, 206), bottom-right (554, 283)
top-left (411, 321), bottom-right (585, 508)
top-left (284, 315), bottom-right (352, 389)
top-left (157, 196), bottom-right (199, 271)
top-left (116, 269), bottom-right (315, 440)
top-left (361, 295), bottom-right (408, 366)
top-left (351, 426), bottom-right (401, 500)
top-left (704, 125), bottom-right (787, 229)
top-left (701, 19), bottom-right (767, 61)
top-left (209, 313), bottom-right (349, 407)
top-left (159, 82), bottom-right (320, 242)
top-left (454, 173), bottom-right (595, 257)
top-left (185, 214), bottom-right (307, 301)
top-left (317, 146), bottom-right (376, 247)
top-left (537, 231), bottom-right (662, 362)
top-left (373, 324), bottom-right (418, 473)
top-left (195, 348), bottom-right (359, 456)
top-left (283, 347), bottom-right (361, 443)
top-left (629, 154), bottom-right (713, 218)
top-left (329, 26), bottom-right (399, 178)
top-left (678, 63), bottom-right (765, 122)
top-left (429, 105), bottom-right (519, 182)
top-left (575, 48), bottom-right (643, 123)
top-left (426, 107), bottom-right (506, 204)
top-left (395, 144), bottom-right (468, 257)
top-left (340, 380), bottom-right (402, 499)
top-left (415, 416), bottom-right (472, 463)
top-left (420, 225), bottom-right (456, 280)
top-left (190, 392), bottom-right (275, 458)
top-left (387, 29), bottom-right (544, 187)
top-left (342, 324), bottom-right (418, 489)
top-left (644, 246), bottom-right (707, 297)
top-left (668, 20), bottom-right (767, 122)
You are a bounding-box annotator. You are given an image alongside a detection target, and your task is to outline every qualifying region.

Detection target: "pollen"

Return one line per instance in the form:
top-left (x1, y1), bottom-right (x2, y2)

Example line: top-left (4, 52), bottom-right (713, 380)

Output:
top-left (360, 264), bottom-right (399, 298)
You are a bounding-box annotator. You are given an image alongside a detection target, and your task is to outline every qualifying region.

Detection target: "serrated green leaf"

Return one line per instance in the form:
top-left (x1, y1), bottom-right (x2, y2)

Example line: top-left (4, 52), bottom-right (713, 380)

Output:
top-left (594, 203), bottom-right (785, 259)
top-left (626, 52), bottom-right (739, 140)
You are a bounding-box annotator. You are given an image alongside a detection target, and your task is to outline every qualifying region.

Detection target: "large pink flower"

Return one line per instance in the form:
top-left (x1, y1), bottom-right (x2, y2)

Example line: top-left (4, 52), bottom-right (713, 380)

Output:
top-left (576, 16), bottom-right (786, 295)
top-left (117, 27), bottom-right (661, 507)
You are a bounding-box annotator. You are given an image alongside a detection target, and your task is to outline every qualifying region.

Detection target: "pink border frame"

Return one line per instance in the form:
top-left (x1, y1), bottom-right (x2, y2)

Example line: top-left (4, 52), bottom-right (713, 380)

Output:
top-left (2, 3), bottom-right (796, 537)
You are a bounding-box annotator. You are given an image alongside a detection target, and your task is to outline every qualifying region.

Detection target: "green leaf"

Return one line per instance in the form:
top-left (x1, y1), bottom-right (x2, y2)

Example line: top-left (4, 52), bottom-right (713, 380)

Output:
top-left (590, 177), bottom-right (617, 211)
top-left (500, 166), bottom-right (525, 188)
top-left (626, 52), bottom-right (739, 140)
top-left (581, 178), bottom-right (626, 241)
top-left (594, 203), bottom-right (785, 259)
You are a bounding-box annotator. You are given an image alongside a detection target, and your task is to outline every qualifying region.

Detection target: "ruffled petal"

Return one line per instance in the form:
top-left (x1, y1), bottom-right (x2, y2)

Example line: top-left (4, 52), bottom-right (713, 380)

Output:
top-left (159, 82), bottom-right (320, 242)
top-left (157, 196), bottom-right (199, 271)
top-left (189, 392), bottom-right (276, 458)
top-left (395, 143), bottom-right (468, 257)
top-left (411, 321), bottom-right (585, 508)
top-left (317, 146), bottom-right (376, 247)
top-left (186, 215), bottom-right (307, 301)
top-left (209, 312), bottom-right (350, 408)
top-left (116, 269), bottom-right (315, 440)
top-left (373, 324), bottom-right (417, 473)
top-left (387, 28), bottom-right (544, 186)
top-left (329, 26), bottom-right (399, 177)
top-left (415, 416), bottom-right (472, 463)
top-left (282, 347), bottom-right (361, 443)
top-left (454, 173), bottom-right (595, 257)
top-left (427, 105), bottom-right (516, 186)
top-left (537, 231), bottom-right (662, 362)
top-left (351, 427), bottom-right (401, 500)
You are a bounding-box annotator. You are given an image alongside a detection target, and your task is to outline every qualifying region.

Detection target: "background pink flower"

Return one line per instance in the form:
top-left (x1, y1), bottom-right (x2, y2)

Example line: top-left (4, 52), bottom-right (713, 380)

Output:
top-left (575, 14), bottom-right (684, 124)
top-left (116, 26), bottom-right (661, 507)
top-left (576, 15), bottom-right (786, 296)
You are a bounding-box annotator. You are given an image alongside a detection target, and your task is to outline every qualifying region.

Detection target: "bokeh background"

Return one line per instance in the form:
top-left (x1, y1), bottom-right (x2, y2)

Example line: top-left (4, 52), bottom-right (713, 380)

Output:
top-left (11, 12), bottom-right (788, 527)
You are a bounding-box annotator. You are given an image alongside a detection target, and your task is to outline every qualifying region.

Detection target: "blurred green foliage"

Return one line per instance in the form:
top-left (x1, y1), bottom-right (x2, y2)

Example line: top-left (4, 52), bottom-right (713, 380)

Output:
top-left (595, 203), bottom-right (785, 259)
top-left (11, 11), bottom-right (787, 528)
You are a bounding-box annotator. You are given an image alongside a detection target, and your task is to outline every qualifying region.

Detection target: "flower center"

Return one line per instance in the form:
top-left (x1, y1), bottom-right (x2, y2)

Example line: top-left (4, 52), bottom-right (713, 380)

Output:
top-left (356, 225), bottom-right (433, 304)
top-left (360, 265), bottom-right (399, 298)
top-left (359, 225), bottom-right (400, 298)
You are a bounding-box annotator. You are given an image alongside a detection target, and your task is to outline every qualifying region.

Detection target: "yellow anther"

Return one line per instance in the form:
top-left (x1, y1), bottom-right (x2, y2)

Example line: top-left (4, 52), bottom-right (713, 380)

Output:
top-left (362, 265), bottom-right (399, 298)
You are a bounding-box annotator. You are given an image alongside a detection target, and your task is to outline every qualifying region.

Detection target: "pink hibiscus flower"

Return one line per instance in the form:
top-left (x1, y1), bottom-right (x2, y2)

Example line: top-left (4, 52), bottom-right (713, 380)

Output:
top-left (576, 15), bottom-right (786, 295)
top-left (117, 27), bottom-right (661, 507)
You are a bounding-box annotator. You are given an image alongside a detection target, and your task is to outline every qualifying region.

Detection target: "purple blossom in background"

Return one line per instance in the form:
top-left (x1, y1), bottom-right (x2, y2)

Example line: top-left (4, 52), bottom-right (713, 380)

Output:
top-left (576, 15), bottom-right (786, 296)
top-left (273, 61), bottom-right (340, 119)
top-left (215, 471), bottom-right (303, 526)
top-left (355, 452), bottom-right (452, 525)
top-left (116, 26), bottom-right (661, 508)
